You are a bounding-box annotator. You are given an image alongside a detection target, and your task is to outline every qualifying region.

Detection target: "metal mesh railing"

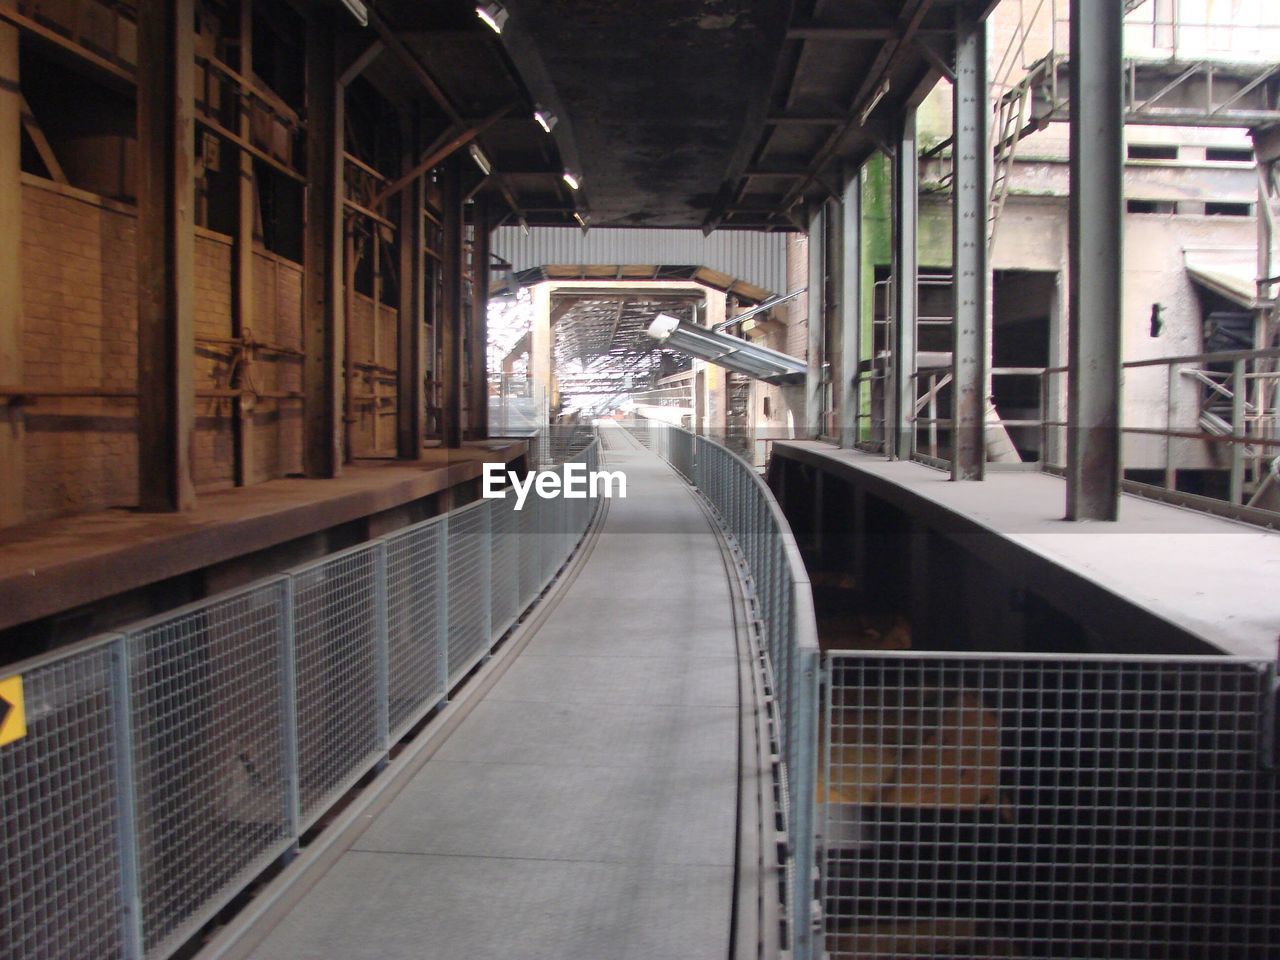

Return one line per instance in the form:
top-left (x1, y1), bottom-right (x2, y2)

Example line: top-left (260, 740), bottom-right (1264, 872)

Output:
top-left (624, 417), bottom-right (822, 959)
top-left (819, 652), bottom-right (1280, 959)
top-left (0, 436), bottom-right (599, 960)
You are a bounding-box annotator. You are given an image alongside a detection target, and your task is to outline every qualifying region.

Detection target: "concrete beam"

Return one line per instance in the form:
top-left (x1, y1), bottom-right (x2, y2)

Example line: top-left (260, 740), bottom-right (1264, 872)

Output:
top-left (136, 0), bottom-right (196, 511)
top-left (839, 170), bottom-right (862, 448)
top-left (951, 13), bottom-right (989, 480)
top-left (302, 18), bottom-right (342, 478)
top-left (1066, 0), bottom-right (1124, 520)
top-left (0, 25), bottom-right (23, 526)
top-left (891, 110), bottom-right (919, 460)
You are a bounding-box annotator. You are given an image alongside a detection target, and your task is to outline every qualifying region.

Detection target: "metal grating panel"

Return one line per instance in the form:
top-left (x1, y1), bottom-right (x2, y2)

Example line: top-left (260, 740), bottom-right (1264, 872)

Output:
top-left (0, 642), bottom-right (125, 960)
top-left (384, 519), bottom-right (446, 739)
top-left (447, 502), bottom-right (491, 684)
top-left (126, 582), bottom-right (290, 955)
top-left (517, 489), bottom-right (544, 609)
top-left (291, 546), bottom-right (381, 823)
top-left (490, 495), bottom-right (520, 638)
top-left (821, 654), bottom-right (1280, 960)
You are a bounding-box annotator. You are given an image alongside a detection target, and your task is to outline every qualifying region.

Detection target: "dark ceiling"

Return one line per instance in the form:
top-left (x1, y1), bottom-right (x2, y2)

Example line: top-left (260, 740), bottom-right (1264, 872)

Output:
top-left (369, 0), bottom-right (970, 231)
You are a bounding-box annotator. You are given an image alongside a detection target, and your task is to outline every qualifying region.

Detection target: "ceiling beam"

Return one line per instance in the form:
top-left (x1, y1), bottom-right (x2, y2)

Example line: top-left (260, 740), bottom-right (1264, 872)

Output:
top-left (373, 103), bottom-right (513, 207)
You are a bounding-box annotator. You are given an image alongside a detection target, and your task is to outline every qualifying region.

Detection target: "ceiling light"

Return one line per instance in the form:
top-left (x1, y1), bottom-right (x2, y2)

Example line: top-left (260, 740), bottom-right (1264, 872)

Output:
top-left (573, 211), bottom-right (590, 232)
top-left (476, 2), bottom-right (508, 33)
top-left (533, 105), bottom-right (558, 133)
top-left (562, 170), bottom-right (581, 190)
top-left (339, 0), bottom-right (368, 26)
top-left (468, 143), bottom-right (492, 176)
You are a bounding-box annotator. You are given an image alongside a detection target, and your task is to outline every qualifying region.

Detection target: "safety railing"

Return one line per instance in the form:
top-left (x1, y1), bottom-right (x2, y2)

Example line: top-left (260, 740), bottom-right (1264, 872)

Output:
top-left (625, 417), bottom-right (823, 960)
top-left (0, 438), bottom-right (600, 960)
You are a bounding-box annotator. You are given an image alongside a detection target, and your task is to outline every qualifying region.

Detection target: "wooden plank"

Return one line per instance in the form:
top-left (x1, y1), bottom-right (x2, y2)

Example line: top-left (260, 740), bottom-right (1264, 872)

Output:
top-left (19, 96), bottom-right (66, 183)
top-left (0, 24), bottom-right (24, 526)
top-left (135, 0), bottom-right (196, 511)
top-left (302, 15), bottom-right (341, 478)
top-left (232, 0), bottom-right (254, 486)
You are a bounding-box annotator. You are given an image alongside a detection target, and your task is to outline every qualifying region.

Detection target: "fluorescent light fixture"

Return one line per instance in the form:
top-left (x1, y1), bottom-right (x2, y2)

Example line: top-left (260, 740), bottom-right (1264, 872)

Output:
top-left (468, 142), bottom-right (492, 176)
top-left (562, 170), bottom-right (581, 190)
top-left (533, 105), bottom-right (558, 133)
top-left (518, 216), bottom-right (531, 237)
top-left (858, 77), bottom-right (890, 126)
top-left (340, 0), bottom-right (369, 26)
top-left (476, 1), bottom-right (508, 33)
top-left (573, 211), bottom-right (590, 231)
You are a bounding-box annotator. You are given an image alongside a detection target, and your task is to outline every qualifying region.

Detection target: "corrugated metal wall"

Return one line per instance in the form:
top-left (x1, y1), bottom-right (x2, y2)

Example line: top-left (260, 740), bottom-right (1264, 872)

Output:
top-left (491, 226), bottom-right (790, 295)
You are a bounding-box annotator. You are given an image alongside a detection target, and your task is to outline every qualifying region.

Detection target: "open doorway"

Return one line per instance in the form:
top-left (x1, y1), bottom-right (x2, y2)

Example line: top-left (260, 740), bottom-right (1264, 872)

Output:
top-left (993, 270), bottom-right (1055, 461)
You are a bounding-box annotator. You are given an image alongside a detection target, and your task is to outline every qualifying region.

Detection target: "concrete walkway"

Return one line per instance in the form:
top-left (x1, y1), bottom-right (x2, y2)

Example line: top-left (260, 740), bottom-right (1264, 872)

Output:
top-left (247, 425), bottom-right (742, 960)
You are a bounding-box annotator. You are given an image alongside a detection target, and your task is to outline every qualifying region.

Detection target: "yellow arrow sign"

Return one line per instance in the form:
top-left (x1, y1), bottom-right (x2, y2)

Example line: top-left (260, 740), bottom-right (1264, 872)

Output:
top-left (0, 675), bottom-right (26, 747)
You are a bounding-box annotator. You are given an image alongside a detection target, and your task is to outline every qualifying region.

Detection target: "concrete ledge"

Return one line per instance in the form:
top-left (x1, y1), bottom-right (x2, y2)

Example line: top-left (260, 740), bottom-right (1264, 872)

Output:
top-left (0, 443), bottom-right (525, 632)
top-left (772, 441), bottom-right (1280, 660)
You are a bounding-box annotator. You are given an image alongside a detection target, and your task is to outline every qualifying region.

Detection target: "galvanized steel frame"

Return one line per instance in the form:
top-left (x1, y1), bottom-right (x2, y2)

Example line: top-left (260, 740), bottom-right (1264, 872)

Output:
top-left (0, 438), bottom-right (600, 960)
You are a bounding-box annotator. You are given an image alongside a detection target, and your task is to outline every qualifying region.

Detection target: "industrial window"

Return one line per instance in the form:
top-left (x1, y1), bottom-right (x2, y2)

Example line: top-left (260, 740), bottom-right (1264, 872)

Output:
top-left (1204, 201), bottom-right (1252, 217)
top-left (1127, 144), bottom-right (1178, 160)
top-left (1126, 199), bottom-right (1177, 214)
top-left (1205, 147), bottom-right (1254, 163)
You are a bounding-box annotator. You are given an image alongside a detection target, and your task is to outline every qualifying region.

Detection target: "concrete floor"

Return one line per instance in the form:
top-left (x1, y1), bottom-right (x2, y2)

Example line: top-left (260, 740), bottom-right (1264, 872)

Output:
top-left (245, 426), bottom-right (742, 960)
top-left (778, 441), bottom-right (1280, 659)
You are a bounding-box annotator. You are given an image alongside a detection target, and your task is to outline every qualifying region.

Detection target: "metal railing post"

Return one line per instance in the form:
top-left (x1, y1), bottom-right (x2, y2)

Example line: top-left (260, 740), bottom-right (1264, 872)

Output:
top-left (373, 542), bottom-right (390, 762)
top-left (791, 645), bottom-right (821, 960)
top-left (436, 515), bottom-right (450, 700)
top-left (278, 577), bottom-right (301, 859)
top-left (109, 636), bottom-right (145, 960)
top-left (1231, 357), bottom-right (1247, 504)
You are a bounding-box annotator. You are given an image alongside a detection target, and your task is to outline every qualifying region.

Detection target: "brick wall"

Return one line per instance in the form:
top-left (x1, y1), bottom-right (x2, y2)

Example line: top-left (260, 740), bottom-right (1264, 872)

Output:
top-left (20, 177), bottom-right (138, 521)
top-left (18, 177), bottom-right (307, 524)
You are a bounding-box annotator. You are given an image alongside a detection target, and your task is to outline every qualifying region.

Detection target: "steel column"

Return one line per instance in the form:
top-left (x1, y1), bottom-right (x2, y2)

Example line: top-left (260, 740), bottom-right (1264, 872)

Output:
top-left (805, 204), bottom-right (825, 439)
top-left (0, 25), bottom-right (23, 525)
top-left (1066, 0), bottom-right (1124, 519)
top-left (839, 170), bottom-right (862, 448)
top-left (302, 17), bottom-right (342, 478)
top-left (891, 110), bottom-right (919, 460)
top-left (396, 114), bottom-right (426, 459)
top-left (468, 201), bottom-right (492, 439)
top-left (440, 156), bottom-right (464, 448)
top-left (952, 13), bottom-right (989, 480)
top-left (136, 0), bottom-right (196, 510)
top-left (231, 0), bottom-right (255, 486)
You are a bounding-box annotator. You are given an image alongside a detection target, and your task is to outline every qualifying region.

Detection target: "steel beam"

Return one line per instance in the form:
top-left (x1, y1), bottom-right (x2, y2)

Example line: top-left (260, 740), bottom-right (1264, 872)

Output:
top-left (805, 204), bottom-right (825, 438)
top-left (468, 201), bottom-right (492, 439)
top-left (302, 16), bottom-right (341, 477)
top-left (891, 110), bottom-right (919, 460)
top-left (232, 0), bottom-right (255, 486)
top-left (136, 0), bottom-right (195, 510)
top-left (951, 13), bottom-right (989, 480)
top-left (440, 156), bottom-right (464, 448)
top-left (0, 25), bottom-right (23, 525)
top-left (396, 115), bottom-right (425, 459)
top-left (839, 169), bottom-right (862, 448)
top-left (1066, 0), bottom-right (1123, 520)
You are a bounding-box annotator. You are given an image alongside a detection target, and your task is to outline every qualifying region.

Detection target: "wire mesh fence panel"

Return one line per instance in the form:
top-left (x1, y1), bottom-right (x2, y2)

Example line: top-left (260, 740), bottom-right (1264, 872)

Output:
top-left (820, 653), bottom-right (1280, 960)
top-left (518, 487), bottom-right (544, 608)
top-left (447, 501), bottom-right (492, 685)
top-left (490, 494), bottom-right (520, 638)
top-left (384, 518), bottom-right (446, 739)
top-left (125, 581), bottom-right (290, 956)
top-left (539, 467), bottom-right (565, 588)
top-left (291, 545), bottom-right (382, 825)
top-left (1, 642), bottom-right (126, 960)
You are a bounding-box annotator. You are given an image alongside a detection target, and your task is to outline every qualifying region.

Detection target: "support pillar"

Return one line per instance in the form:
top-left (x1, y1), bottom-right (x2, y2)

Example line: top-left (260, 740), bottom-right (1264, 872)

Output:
top-left (890, 110), bottom-right (918, 460)
top-left (136, 0), bottom-right (196, 511)
top-left (467, 200), bottom-right (491, 439)
top-left (839, 169), bottom-right (862, 448)
top-left (1066, 0), bottom-right (1123, 520)
top-left (396, 116), bottom-right (425, 458)
top-left (302, 16), bottom-right (341, 477)
top-left (805, 204), bottom-right (824, 438)
top-left (439, 156), bottom-right (464, 448)
top-left (232, 0), bottom-right (255, 486)
top-left (951, 13), bottom-right (989, 480)
top-left (0, 24), bottom-right (23, 525)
